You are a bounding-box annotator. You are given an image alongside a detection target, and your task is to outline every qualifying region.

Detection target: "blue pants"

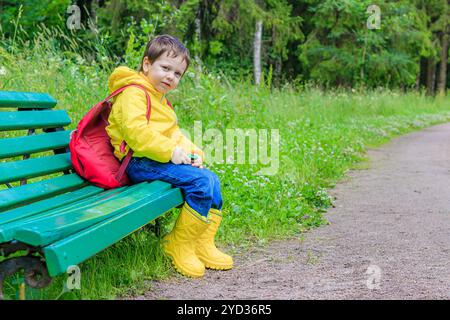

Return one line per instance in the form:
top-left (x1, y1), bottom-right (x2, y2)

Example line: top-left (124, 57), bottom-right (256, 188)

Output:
top-left (126, 157), bottom-right (223, 217)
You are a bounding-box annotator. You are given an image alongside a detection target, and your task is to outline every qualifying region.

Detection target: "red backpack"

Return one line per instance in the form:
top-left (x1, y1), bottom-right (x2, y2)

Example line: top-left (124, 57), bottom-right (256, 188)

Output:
top-left (69, 84), bottom-right (151, 189)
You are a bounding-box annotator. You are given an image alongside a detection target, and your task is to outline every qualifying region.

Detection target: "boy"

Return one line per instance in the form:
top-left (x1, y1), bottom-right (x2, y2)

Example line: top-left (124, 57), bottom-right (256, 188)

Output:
top-left (106, 35), bottom-right (233, 278)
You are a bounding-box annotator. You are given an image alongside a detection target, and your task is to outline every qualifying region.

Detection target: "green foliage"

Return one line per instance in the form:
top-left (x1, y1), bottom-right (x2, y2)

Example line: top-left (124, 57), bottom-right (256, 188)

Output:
top-left (297, 0), bottom-right (437, 88)
top-left (2, 32), bottom-right (450, 299)
top-left (0, 0), bottom-right (447, 89)
top-left (0, 0), bottom-right (70, 38)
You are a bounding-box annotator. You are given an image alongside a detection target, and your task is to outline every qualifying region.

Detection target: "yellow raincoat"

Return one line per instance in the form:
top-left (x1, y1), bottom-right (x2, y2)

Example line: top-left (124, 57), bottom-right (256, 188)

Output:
top-left (106, 66), bottom-right (203, 163)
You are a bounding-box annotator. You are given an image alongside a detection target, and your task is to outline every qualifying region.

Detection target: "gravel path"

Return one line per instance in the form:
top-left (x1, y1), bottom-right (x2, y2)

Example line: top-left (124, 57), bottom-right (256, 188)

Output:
top-left (133, 122), bottom-right (450, 300)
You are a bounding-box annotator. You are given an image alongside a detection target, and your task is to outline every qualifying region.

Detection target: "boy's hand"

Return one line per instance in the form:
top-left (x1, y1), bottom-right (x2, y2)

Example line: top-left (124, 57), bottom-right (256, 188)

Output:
top-left (171, 147), bottom-right (191, 165)
top-left (191, 154), bottom-right (204, 169)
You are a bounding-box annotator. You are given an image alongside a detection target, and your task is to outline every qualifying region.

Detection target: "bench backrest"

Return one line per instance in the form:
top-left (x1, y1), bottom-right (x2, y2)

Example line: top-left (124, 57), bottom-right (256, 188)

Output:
top-left (0, 91), bottom-right (88, 212)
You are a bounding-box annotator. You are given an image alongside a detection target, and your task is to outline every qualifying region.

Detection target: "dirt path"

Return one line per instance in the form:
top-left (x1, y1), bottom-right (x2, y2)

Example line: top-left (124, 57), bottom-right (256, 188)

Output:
top-left (133, 122), bottom-right (450, 300)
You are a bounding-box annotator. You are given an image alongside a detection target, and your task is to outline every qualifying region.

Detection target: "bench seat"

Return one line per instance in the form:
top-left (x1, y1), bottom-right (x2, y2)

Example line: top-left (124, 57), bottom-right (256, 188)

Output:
top-left (1, 180), bottom-right (183, 276)
top-left (0, 90), bottom-right (183, 298)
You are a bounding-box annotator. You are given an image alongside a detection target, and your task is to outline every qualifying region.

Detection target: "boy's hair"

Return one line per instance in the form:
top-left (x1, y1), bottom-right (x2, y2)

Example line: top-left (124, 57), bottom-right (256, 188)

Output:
top-left (140, 35), bottom-right (190, 74)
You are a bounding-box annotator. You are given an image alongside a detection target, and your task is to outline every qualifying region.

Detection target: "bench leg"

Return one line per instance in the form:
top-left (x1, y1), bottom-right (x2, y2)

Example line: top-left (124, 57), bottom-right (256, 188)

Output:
top-left (154, 217), bottom-right (162, 238)
top-left (0, 256), bottom-right (52, 300)
top-left (141, 218), bottom-right (163, 238)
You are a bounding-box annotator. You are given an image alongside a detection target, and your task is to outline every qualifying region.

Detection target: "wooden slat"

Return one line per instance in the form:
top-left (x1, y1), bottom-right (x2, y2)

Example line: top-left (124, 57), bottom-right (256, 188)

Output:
top-left (43, 187), bottom-right (183, 276)
top-left (0, 185), bottom-right (103, 225)
top-left (0, 110), bottom-right (71, 131)
top-left (0, 173), bottom-right (87, 211)
top-left (0, 185), bottom-right (104, 243)
top-left (0, 131), bottom-right (71, 159)
top-left (0, 153), bottom-right (72, 184)
top-left (0, 184), bottom-right (142, 242)
top-left (0, 186), bottom-right (142, 243)
top-left (0, 91), bottom-right (57, 109)
top-left (13, 181), bottom-right (172, 246)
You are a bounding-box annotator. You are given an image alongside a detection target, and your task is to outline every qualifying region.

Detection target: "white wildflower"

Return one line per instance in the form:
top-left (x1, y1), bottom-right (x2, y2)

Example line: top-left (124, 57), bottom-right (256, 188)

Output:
top-left (0, 66), bottom-right (6, 76)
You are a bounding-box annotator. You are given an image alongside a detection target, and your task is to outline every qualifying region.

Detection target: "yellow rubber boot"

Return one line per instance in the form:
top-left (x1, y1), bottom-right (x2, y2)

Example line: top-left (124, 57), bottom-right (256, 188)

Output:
top-left (195, 209), bottom-right (233, 270)
top-left (163, 203), bottom-right (210, 278)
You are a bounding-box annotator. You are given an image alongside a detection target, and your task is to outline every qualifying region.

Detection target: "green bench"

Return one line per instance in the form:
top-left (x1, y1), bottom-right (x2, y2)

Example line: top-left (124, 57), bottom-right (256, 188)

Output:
top-left (0, 90), bottom-right (184, 299)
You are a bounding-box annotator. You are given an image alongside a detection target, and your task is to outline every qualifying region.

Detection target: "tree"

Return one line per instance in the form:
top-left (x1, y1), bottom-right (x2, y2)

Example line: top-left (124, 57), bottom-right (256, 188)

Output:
top-left (254, 20), bottom-right (263, 85)
top-left (437, 32), bottom-right (448, 95)
top-left (0, 0), bottom-right (447, 91)
top-left (296, 0), bottom-right (434, 89)
top-left (414, 0), bottom-right (448, 95)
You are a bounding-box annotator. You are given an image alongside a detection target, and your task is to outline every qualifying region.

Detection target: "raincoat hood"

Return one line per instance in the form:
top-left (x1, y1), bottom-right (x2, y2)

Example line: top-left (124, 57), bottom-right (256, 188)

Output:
top-left (108, 66), bottom-right (164, 99)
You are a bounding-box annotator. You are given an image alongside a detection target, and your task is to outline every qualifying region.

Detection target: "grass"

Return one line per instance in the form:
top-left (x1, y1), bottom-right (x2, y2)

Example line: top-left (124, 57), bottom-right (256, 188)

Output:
top-left (1, 30), bottom-right (450, 299)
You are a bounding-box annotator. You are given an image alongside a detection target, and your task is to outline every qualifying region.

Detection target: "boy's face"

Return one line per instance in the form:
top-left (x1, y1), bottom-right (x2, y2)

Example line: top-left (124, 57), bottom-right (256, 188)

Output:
top-left (142, 53), bottom-right (187, 94)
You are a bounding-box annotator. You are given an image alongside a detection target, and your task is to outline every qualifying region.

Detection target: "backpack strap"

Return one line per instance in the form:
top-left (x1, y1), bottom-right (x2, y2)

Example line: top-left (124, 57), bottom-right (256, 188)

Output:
top-left (166, 98), bottom-right (174, 110)
top-left (117, 150), bottom-right (133, 181)
top-left (106, 84), bottom-right (152, 182)
top-left (105, 84), bottom-right (152, 122)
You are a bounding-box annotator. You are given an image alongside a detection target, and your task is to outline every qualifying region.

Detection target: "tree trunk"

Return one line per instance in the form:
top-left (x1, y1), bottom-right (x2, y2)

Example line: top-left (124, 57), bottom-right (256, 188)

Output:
top-left (416, 57), bottom-right (427, 91)
top-left (253, 20), bottom-right (263, 86)
top-left (274, 57), bottom-right (282, 87)
top-left (90, 0), bottom-right (101, 21)
top-left (426, 57), bottom-right (437, 95)
top-left (437, 33), bottom-right (449, 95)
top-left (194, 14), bottom-right (202, 74)
top-left (361, 31), bottom-right (368, 84)
top-left (109, 0), bottom-right (124, 31)
top-left (89, 0), bottom-right (99, 34)
top-left (415, 70), bottom-right (421, 90)
top-left (75, 0), bottom-right (93, 25)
